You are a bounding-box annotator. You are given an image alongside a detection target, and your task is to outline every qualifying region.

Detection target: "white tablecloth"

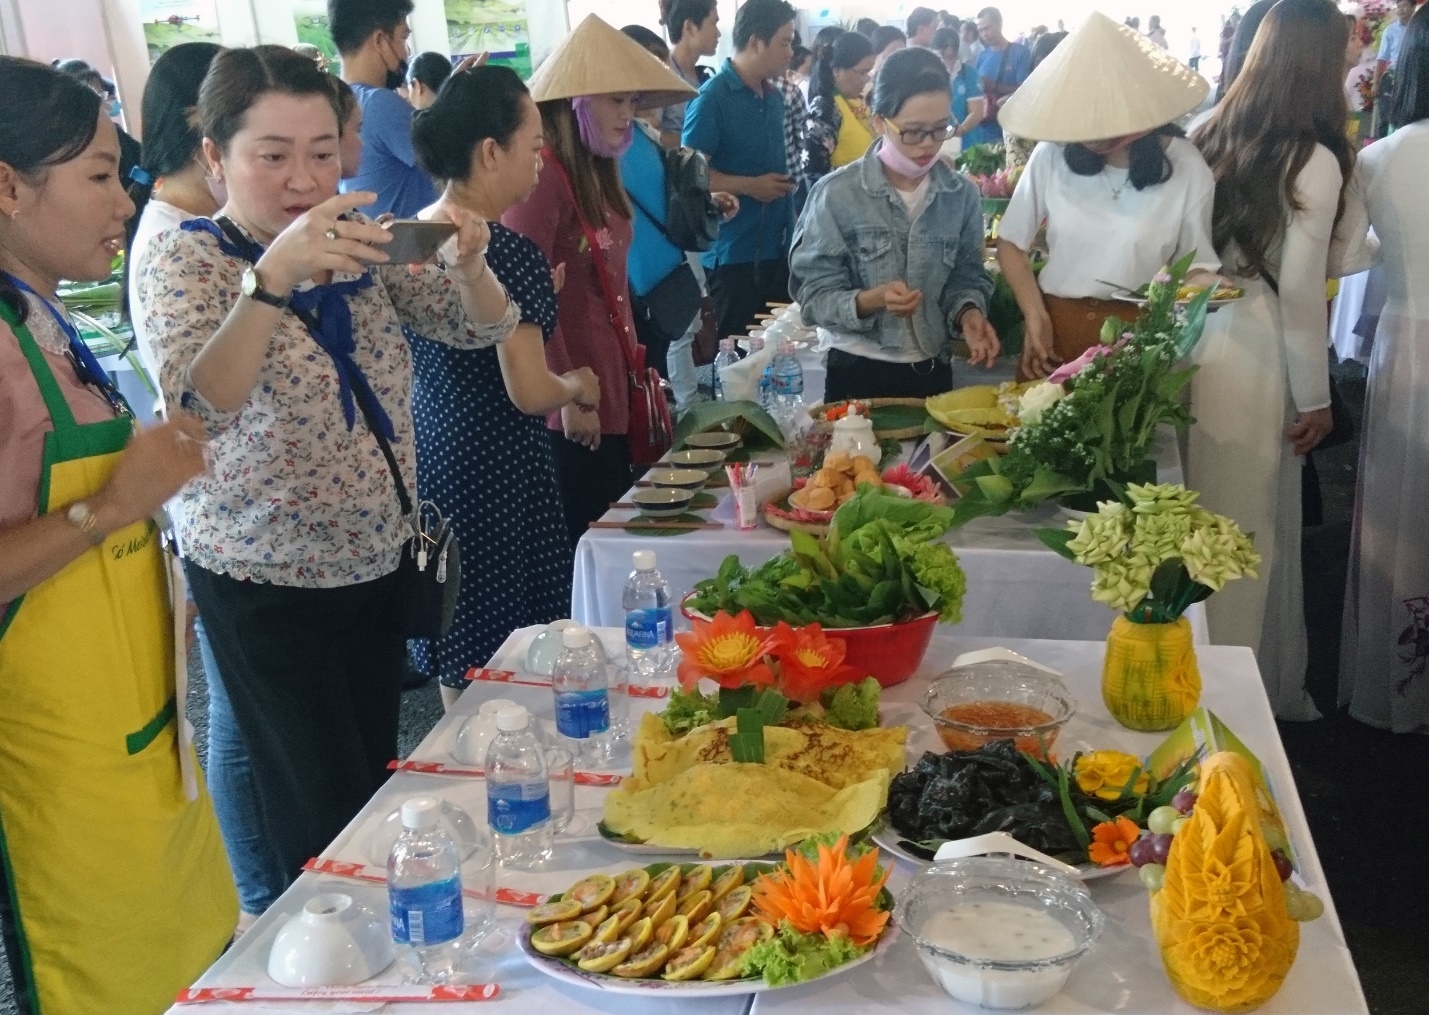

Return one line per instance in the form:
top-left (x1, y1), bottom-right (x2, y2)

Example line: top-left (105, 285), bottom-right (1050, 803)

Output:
top-left (171, 626), bottom-right (1365, 1014)
top-left (572, 427), bottom-right (1207, 644)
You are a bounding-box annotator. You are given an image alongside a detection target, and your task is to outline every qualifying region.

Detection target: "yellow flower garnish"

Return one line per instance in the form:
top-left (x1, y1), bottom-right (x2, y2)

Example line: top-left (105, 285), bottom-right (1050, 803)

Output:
top-left (1074, 750), bottom-right (1150, 801)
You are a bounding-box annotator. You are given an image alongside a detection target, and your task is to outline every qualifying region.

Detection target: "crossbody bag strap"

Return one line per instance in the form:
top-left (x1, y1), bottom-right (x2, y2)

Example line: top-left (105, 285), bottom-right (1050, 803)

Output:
top-left (624, 186), bottom-right (679, 249)
top-left (214, 216), bottom-right (415, 525)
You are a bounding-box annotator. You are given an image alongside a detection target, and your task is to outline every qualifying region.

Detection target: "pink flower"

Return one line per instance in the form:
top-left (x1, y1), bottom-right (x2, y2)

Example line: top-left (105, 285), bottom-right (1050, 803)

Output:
top-left (594, 227), bottom-right (614, 252)
top-left (1048, 337), bottom-right (1128, 385)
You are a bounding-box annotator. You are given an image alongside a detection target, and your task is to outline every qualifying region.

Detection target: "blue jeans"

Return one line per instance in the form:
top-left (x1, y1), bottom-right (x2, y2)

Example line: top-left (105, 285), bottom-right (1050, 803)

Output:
top-left (196, 616), bottom-right (287, 915)
top-left (668, 314), bottom-right (700, 414)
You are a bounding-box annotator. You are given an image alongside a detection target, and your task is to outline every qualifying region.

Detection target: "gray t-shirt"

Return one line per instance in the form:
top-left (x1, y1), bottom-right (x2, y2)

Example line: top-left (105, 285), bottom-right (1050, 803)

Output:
top-left (659, 58), bottom-right (706, 139)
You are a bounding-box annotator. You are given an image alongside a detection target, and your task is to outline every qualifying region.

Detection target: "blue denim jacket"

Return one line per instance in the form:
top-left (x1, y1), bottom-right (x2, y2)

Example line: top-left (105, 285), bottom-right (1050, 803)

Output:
top-left (788, 141), bottom-right (993, 360)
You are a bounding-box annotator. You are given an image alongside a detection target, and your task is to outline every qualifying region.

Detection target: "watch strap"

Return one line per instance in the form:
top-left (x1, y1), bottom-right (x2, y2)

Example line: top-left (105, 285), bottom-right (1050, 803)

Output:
top-left (243, 267), bottom-right (290, 309)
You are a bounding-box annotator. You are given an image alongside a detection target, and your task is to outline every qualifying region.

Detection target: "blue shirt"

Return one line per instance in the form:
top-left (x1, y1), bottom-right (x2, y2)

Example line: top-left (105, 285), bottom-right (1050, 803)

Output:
top-left (683, 60), bottom-right (793, 269)
top-left (620, 127), bottom-right (685, 297)
top-left (339, 84), bottom-right (437, 218)
top-left (1380, 19), bottom-right (1407, 69)
top-left (951, 64), bottom-right (979, 126)
top-left (965, 42), bottom-right (1031, 146)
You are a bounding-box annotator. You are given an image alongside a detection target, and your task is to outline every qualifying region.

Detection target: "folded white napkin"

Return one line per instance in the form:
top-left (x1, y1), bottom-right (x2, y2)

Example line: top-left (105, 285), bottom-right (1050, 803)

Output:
top-left (718, 342), bottom-right (774, 404)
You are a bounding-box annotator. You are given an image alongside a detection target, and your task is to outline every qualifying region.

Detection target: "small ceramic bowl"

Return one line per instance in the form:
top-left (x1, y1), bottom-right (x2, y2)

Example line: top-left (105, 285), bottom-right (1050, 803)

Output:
top-left (267, 893), bottom-right (394, 988)
top-left (369, 799), bottom-right (484, 866)
top-left (921, 662), bottom-right (1076, 762)
top-left (668, 448), bottom-right (727, 475)
top-left (647, 467), bottom-right (708, 493)
top-left (451, 697), bottom-right (519, 765)
top-left (684, 431), bottom-right (743, 452)
top-left (632, 487), bottom-right (695, 518)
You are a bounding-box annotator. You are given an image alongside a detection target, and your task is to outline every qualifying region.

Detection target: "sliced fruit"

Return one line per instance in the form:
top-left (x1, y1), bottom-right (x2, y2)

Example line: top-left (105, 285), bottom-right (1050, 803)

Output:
top-left (642, 888), bottom-right (677, 928)
top-left (526, 899), bottom-right (582, 926)
top-left (688, 911), bottom-right (722, 950)
top-left (567, 873), bottom-right (617, 913)
top-left (529, 920), bottom-right (593, 957)
top-left (611, 868), bottom-right (651, 907)
top-left (645, 865), bottom-right (682, 905)
top-left (715, 884), bottom-right (753, 921)
top-left (709, 865), bottom-right (745, 902)
top-left (677, 864), bottom-right (714, 902)
top-left (612, 941), bottom-right (670, 978)
top-left (623, 916), bottom-right (654, 953)
top-left (678, 889), bottom-right (713, 924)
top-left (654, 914), bottom-right (689, 953)
top-left (662, 944), bottom-right (717, 981)
top-left (575, 936), bottom-right (633, 973)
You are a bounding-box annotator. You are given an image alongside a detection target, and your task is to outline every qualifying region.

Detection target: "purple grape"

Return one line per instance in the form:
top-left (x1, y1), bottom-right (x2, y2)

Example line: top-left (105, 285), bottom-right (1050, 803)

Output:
top-left (1150, 833), bottom-right (1174, 866)
top-left (1171, 789), bottom-right (1198, 814)
top-left (1128, 833), bottom-right (1158, 868)
top-left (1271, 849), bottom-right (1294, 881)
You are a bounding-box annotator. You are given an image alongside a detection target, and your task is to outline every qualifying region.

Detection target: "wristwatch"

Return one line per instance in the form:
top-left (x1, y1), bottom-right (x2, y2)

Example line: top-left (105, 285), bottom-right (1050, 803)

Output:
top-left (65, 501), bottom-right (106, 546)
top-left (240, 267), bottom-right (290, 309)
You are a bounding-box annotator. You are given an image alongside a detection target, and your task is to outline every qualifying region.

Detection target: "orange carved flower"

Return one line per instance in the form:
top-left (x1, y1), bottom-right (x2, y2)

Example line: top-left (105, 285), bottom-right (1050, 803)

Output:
top-left (753, 835), bottom-right (891, 946)
top-left (766, 622), bottom-right (861, 703)
top-left (674, 610), bottom-right (776, 692)
top-left (1088, 815), bottom-right (1141, 867)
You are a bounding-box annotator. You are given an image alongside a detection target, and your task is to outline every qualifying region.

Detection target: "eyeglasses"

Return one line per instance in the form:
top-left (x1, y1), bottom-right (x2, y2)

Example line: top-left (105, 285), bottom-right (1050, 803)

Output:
top-left (888, 121), bottom-right (955, 145)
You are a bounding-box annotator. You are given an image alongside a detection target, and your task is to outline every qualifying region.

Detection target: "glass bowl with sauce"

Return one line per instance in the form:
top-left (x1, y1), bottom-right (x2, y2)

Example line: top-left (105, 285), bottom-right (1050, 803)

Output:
top-left (895, 856), bottom-right (1104, 1010)
top-left (921, 661), bottom-right (1076, 761)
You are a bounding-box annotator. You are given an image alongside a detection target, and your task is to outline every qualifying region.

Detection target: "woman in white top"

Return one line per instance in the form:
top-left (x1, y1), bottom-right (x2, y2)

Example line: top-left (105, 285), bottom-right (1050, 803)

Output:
top-left (135, 46), bottom-right (518, 893)
top-left (1190, 0), bottom-right (1364, 720)
top-left (1340, 9), bottom-right (1429, 732)
top-left (995, 13), bottom-right (1218, 378)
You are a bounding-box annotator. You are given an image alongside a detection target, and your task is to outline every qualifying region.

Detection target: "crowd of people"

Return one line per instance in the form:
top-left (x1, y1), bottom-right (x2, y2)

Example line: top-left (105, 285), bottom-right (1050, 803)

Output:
top-left (2, 0), bottom-right (1428, 1010)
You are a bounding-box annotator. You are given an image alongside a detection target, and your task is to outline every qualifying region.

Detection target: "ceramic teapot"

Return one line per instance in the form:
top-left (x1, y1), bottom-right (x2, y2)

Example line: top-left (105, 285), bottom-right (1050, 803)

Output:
top-left (828, 409), bottom-right (881, 464)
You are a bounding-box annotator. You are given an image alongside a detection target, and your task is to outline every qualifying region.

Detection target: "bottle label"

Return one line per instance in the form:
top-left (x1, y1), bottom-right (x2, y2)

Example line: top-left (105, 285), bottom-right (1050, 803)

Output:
top-left (390, 877), bottom-right (464, 946)
top-left (626, 607), bottom-right (672, 650)
top-left (555, 688), bottom-right (610, 738)
top-left (772, 370), bottom-right (804, 396)
top-left (487, 783), bottom-right (551, 834)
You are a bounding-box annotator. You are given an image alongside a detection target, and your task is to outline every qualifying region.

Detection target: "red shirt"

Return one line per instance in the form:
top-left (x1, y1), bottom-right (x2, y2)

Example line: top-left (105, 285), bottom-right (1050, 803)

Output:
top-left (501, 159), bottom-right (637, 435)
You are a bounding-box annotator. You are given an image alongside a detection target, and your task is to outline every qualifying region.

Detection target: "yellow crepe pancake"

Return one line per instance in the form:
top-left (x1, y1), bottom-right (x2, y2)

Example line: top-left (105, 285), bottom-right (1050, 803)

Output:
top-left (603, 763), bottom-right (891, 859)
top-left (628, 714), bottom-right (907, 792)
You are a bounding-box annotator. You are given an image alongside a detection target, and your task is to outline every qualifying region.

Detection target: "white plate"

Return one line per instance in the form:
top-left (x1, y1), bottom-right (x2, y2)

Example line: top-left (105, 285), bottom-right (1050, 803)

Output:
top-left (869, 825), bottom-right (1127, 881)
top-left (594, 823), bottom-right (788, 859)
top-left (517, 917), bottom-right (898, 996)
top-left (1109, 287), bottom-right (1245, 313)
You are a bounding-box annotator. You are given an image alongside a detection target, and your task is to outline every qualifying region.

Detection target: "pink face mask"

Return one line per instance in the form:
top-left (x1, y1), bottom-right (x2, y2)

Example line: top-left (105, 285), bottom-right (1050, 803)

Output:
top-left (877, 136), bottom-right (939, 179)
top-left (573, 96), bottom-right (634, 158)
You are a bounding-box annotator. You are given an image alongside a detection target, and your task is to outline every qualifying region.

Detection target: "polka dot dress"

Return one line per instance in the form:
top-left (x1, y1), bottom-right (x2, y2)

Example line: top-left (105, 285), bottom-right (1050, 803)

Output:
top-left (410, 223), bottom-right (572, 687)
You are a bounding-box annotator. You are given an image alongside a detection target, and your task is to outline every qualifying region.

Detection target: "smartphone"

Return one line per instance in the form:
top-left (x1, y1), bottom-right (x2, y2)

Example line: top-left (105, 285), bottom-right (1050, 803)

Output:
top-left (381, 219), bottom-right (458, 264)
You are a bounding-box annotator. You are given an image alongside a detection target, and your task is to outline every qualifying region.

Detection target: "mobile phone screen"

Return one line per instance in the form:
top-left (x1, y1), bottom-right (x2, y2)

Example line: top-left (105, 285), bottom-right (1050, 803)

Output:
top-left (382, 220), bottom-right (458, 264)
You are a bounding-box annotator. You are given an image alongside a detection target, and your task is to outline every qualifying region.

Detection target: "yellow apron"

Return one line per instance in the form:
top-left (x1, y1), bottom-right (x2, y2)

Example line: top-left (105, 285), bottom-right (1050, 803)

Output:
top-left (0, 306), bottom-right (236, 1015)
top-left (831, 94), bottom-right (876, 170)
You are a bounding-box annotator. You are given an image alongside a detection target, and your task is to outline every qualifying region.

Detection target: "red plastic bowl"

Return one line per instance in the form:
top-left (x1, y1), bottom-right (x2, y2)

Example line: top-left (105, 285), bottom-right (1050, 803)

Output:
top-left (680, 597), bottom-right (939, 688)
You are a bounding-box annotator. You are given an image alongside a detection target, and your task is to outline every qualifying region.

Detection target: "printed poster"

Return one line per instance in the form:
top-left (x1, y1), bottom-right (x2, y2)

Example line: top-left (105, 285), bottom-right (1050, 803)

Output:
top-left (139, 0), bottom-right (221, 64)
top-left (293, 0), bottom-right (341, 72)
top-left (445, 0), bottom-right (532, 78)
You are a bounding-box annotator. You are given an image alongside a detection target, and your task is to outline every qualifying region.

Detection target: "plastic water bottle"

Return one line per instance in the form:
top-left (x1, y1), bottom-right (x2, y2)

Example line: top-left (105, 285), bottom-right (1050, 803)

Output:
top-left (713, 338), bottom-right (739, 401)
top-left (552, 627), bottom-right (615, 765)
top-left (624, 550), bottom-right (673, 684)
top-left (771, 338), bottom-right (805, 433)
top-left (485, 706), bottom-right (553, 870)
top-left (389, 796), bottom-right (465, 984)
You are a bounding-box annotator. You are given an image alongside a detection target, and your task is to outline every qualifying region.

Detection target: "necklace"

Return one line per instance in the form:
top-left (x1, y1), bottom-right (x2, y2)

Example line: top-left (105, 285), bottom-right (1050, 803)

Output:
top-left (1104, 167), bottom-right (1130, 201)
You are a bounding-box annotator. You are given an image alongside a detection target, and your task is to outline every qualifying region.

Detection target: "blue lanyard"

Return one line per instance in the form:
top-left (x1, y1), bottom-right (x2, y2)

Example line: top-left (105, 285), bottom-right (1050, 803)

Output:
top-left (4, 273), bottom-right (132, 419)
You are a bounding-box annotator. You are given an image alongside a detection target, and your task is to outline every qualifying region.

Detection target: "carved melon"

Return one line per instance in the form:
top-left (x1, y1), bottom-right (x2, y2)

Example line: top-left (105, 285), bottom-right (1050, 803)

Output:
top-left (1149, 752), bottom-right (1299, 1012)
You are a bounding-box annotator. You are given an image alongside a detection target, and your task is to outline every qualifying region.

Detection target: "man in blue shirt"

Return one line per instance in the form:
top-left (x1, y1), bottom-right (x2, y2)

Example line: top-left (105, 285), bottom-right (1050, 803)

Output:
top-left (330, 0), bottom-right (437, 218)
top-left (965, 6), bottom-right (1031, 146)
top-left (683, 0), bottom-right (798, 340)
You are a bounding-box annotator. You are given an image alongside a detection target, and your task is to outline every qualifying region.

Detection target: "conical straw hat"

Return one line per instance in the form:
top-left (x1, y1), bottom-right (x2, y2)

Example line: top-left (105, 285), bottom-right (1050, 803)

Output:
top-left (997, 12), bottom-right (1208, 143)
top-left (528, 14), bottom-right (698, 111)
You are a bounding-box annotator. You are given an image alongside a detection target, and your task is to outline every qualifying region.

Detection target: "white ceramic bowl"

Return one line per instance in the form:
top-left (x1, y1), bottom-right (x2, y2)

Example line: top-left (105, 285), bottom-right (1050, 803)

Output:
top-left (369, 799), bottom-right (483, 866)
top-left (452, 698), bottom-right (518, 766)
top-left (632, 487), bottom-right (696, 518)
top-left (647, 467), bottom-right (708, 493)
top-left (267, 893), bottom-right (394, 988)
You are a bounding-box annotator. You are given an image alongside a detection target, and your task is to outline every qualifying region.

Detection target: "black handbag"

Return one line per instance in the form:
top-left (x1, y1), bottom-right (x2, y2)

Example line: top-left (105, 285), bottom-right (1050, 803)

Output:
top-left (212, 216), bottom-right (460, 640)
top-left (631, 260), bottom-right (703, 345)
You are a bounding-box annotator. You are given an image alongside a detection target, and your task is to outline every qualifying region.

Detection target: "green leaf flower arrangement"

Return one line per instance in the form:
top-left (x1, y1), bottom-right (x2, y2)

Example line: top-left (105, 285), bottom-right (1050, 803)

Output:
top-left (1037, 482), bottom-right (1262, 622)
top-left (948, 252), bottom-right (1217, 527)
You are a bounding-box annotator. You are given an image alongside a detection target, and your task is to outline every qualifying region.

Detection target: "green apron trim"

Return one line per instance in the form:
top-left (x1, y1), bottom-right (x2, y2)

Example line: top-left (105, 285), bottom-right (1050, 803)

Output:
top-left (125, 696), bottom-right (177, 756)
top-left (0, 807), bottom-right (44, 1015)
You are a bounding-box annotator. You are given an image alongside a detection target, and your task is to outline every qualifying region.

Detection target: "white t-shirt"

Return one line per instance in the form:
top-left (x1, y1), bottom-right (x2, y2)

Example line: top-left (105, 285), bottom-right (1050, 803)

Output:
top-left (999, 137), bottom-right (1219, 299)
top-left (128, 198), bottom-right (193, 395)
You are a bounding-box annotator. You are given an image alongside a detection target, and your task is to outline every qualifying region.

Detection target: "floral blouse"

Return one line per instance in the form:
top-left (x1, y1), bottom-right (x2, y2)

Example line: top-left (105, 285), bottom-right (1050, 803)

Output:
top-left (134, 218), bottom-right (519, 588)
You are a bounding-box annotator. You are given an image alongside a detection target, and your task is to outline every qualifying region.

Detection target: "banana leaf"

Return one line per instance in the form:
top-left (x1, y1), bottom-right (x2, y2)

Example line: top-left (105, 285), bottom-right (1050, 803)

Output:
top-left (673, 399), bottom-right (784, 450)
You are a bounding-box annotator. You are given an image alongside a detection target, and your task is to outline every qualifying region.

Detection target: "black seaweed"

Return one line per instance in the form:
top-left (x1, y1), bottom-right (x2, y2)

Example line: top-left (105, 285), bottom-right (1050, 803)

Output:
top-left (887, 740), bottom-right (1083, 857)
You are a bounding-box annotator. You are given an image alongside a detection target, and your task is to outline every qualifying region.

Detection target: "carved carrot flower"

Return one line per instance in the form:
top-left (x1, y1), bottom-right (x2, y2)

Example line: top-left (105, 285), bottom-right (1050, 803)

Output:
top-left (765, 622), bottom-right (861, 703)
top-left (1089, 815), bottom-right (1142, 867)
top-left (752, 835), bottom-right (890, 946)
top-left (674, 610), bottom-right (776, 692)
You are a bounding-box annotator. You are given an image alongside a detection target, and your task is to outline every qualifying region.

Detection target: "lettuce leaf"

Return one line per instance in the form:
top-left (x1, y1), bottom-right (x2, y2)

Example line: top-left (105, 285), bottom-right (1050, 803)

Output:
top-left (831, 489), bottom-right (955, 546)
top-left (739, 923), bottom-right (867, 985)
top-left (660, 686), bottom-right (718, 736)
top-left (820, 677), bottom-right (881, 731)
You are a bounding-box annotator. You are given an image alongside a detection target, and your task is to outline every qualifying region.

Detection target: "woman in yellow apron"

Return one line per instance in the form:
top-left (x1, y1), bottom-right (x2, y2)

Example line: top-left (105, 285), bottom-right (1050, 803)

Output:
top-left (0, 57), bottom-right (236, 1015)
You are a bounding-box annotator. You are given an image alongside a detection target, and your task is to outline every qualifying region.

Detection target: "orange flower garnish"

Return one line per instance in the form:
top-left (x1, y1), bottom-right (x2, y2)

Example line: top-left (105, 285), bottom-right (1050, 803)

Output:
top-left (752, 835), bottom-right (890, 947)
top-left (1089, 815), bottom-right (1141, 867)
top-left (766, 622), bottom-right (861, 703)
top-left (674, 610), bottom-right (776, 692)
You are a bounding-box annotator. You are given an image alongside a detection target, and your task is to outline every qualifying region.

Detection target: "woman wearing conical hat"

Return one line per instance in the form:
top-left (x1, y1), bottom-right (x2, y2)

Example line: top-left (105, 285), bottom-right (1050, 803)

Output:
top-left (994, 12), bottom-right (1219, 378)
top-left (502, 15), bottom-right (696, 546)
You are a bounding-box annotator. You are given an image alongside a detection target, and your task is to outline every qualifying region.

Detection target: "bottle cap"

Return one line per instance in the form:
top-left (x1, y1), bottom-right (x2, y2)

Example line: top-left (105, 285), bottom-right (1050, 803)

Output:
top-left (495, 705), bottom-right (530, 732)
top-left (548, 619), bottom-right (577, 632)
top-left (719, 337), bottom-right (735, 349)
top-left (779, 337), bottom-right (796, 354)
top-left (633, 550), bottom-right (656, 571)
top-left (562, 625), bottom-right (593, 649)
top-left (478, 697), bottom-right (517, 717)
top-left (400, 796), bottom-right (441, 830)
